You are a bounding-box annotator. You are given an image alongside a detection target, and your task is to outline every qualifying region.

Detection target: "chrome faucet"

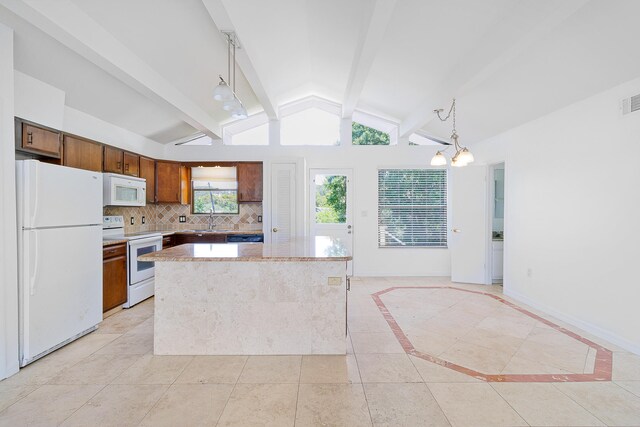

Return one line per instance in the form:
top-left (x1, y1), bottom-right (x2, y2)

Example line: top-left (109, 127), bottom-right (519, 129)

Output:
top-left (208, 212), bottom-right (214, 230)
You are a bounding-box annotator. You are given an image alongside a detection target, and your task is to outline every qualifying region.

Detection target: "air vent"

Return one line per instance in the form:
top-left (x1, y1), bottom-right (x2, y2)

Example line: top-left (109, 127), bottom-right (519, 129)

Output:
top-left (622, 94), bottom-right (640, 115)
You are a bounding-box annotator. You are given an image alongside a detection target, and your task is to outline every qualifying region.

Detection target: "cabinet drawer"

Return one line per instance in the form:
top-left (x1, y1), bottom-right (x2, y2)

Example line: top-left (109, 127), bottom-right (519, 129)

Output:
top-left (103, 243), bottom-right (127, 258)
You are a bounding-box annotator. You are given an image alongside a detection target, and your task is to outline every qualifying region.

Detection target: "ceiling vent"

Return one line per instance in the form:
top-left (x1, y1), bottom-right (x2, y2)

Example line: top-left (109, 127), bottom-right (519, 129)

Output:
top-left (622, 94), bottom-right (640, 115)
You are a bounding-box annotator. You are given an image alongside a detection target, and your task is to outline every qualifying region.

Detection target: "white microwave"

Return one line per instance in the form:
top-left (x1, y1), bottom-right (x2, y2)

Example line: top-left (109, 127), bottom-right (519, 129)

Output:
top-left (103, 173), bottom-right (146, 206)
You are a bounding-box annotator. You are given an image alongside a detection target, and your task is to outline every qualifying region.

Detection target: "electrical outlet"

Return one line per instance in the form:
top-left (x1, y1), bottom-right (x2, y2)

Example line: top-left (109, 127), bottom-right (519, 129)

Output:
top-left (328, 277), bottom-right (342, 286)
top-left (142, 216), bottom-right (146, 224)
top-left (527, 268), bottom-right (533, 278)
top-left (179, 215), bottom-right (187, 223)
top-left (130, 217), bottom-right (134, 225)
top-left (257, 215), bottom-right (262, 223)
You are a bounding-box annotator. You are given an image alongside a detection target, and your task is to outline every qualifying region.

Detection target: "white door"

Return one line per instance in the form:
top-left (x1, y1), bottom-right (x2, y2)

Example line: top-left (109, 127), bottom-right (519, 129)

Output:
top-left (309, 169), bottom-right (353, 274)
top-left (20, 226), bottom-right (102, 365)
top-left (270, 163), bottom-right (296, 244)
top-left (17, 160), bottom-right (103, 228)
top-left (450, 166), bottom-right (489, 284)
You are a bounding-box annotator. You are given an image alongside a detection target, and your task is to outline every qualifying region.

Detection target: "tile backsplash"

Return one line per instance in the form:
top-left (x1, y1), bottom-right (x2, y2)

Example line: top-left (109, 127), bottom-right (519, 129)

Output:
top-left (104, 203), bottom-right (263, 233)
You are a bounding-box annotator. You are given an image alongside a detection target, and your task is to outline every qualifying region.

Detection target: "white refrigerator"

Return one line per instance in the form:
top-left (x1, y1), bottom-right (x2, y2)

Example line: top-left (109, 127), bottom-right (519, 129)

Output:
top-left (16, 160), bottom-right (103, 366)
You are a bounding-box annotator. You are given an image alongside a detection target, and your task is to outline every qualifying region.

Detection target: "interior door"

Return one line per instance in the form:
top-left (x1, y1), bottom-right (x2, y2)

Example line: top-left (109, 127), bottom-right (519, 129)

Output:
top-left (450, 165), bottom-right (489, 284)
top-left (309, 169), bottom-right (353, 275)
top-left (270, 163), bottom-right (296, 244)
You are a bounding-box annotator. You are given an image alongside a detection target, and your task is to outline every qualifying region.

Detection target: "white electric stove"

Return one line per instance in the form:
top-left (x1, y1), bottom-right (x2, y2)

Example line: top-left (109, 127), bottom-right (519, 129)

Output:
top-left (103, 216), bottom-right (162, 308)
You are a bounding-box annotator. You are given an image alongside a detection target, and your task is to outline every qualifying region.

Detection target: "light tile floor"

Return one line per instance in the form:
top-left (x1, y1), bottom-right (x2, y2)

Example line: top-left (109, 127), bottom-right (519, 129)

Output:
top-left (0, 277), bottom-right (639, 426)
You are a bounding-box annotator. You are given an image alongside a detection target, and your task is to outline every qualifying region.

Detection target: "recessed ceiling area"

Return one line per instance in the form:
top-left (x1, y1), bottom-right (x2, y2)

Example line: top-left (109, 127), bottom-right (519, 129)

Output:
top-left (2, 0), bottom-right (640, 145)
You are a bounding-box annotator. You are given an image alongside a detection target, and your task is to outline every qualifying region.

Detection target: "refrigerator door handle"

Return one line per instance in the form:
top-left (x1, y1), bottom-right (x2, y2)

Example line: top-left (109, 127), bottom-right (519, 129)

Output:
top-left (30, 231), bottom-right (39, 296)
top-left (31, 161), bottom-right (40, 226)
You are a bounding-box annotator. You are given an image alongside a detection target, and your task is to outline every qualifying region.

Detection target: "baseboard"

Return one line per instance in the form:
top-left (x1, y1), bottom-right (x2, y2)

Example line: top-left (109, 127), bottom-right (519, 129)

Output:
top-left (504, 288), bottom-right (640, 355)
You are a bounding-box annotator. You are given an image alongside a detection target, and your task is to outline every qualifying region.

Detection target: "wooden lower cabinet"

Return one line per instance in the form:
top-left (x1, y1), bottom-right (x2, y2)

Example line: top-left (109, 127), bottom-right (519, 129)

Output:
top-left (103, 243), bottom-right (127, 312)
top-left (162, 235), bottom-right (175, 249)
top-left (174, 233), bottom-right (226, 245)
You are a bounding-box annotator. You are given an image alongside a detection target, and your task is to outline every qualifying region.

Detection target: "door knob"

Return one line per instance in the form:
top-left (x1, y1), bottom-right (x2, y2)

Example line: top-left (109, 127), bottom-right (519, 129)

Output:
top-left (272, 227), bottom-right (278, 232)
top-left (452, 228), bottom-right (461, 233)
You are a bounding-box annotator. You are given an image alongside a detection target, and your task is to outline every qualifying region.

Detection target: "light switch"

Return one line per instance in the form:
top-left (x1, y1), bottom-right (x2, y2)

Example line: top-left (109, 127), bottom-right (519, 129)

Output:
top-left (328, 277), bottom-right (342, 286)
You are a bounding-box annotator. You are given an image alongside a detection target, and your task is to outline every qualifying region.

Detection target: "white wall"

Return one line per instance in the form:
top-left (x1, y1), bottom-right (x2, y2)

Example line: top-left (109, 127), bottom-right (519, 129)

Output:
top-left (165, 143), bottom-right (452, 277)
top-left (14, 72), bottom-right (165, 159)
top-left (475, 77), bottom-right (640, 353)
top-left (0, 24), bottom-right (19, 380)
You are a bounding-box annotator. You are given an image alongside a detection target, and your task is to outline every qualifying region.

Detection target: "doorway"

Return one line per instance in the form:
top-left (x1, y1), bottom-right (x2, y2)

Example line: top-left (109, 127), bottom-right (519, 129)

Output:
top-left (489, 163), bottom-right (505, 284)
top-left (309, 169), bottom-right (353, 275)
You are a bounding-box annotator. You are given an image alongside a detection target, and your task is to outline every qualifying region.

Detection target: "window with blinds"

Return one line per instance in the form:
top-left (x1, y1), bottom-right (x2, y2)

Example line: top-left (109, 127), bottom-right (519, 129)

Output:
top-left (378, 169), bottom-right (447, 247)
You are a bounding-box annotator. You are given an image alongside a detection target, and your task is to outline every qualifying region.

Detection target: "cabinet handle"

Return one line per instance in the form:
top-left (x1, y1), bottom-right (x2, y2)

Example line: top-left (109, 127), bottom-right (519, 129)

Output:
top-left (27, 132), bottom-right (33, 144)
top-left (125, 163), bottom-right (129, 171)
top-left (117, 161), bottom-right (121, 169)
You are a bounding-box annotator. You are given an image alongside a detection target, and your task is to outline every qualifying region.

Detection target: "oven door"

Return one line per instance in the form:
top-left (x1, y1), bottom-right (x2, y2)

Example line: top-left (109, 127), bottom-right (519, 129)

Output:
top-left (128, 236), bottom-right (162, 285)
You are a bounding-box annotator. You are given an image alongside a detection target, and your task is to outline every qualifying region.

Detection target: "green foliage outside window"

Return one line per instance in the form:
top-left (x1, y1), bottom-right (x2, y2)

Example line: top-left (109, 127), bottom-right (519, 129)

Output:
top-left (315, 175), bottom-right (347, 223)
top-left (193, 187), bottom-right (238, 214)
top-left (352, 122), bottom-right (390, 145)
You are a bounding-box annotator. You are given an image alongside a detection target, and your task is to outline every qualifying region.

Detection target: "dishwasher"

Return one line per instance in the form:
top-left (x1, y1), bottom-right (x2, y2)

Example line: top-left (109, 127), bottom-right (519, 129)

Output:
top-left (226, 234), bottom-right (264, 243)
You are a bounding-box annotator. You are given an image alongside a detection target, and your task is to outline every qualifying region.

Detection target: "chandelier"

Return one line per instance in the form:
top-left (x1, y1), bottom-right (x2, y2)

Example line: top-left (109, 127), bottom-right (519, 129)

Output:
top-left (430, 99), bottom-right (474, 167)
top-left (212, 31), bottom-right (248, 120)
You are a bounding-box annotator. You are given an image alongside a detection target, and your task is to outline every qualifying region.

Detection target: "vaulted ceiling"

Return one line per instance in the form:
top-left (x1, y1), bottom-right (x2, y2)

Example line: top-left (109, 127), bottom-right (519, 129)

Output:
top-left (1, 0), bottom-right (639, 145)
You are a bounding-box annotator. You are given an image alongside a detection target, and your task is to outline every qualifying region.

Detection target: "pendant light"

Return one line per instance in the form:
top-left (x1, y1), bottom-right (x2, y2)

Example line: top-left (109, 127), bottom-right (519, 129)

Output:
top-left (430, 99), bottom-right (474, 167)
top-left (213, 32), bottom-right (247, 120)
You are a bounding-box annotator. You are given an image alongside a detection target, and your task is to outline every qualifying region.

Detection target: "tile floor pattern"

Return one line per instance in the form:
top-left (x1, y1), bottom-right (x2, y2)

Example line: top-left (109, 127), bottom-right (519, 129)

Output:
top-left (373, 286), bottom-right (613, 382)
top-left (0, 277), bottom-right (638, 426)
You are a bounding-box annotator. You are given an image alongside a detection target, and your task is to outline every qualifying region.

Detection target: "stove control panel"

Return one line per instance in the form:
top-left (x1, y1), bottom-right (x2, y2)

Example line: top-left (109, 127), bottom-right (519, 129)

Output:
top-left (103, 215), bottom-right (125, 230)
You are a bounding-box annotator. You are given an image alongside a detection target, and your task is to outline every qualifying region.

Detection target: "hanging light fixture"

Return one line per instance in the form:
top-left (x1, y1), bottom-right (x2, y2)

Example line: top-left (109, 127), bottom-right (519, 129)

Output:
top-left (213, 31), bottom-right (248, 120)
top-left (430, 99), bottom-right (474, 167)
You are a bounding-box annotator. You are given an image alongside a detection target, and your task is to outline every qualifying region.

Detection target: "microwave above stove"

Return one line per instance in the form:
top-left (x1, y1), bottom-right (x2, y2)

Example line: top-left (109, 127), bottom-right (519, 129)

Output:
top-left (103, 173), bottom-right (146, 207)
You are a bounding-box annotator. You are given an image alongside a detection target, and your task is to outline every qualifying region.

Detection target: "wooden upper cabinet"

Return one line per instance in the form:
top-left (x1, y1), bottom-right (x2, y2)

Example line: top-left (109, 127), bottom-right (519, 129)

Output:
top-left (62, 135), bottom-right (103, 172)
top-left (20, 123), bottom-right (61, 158)
top-left (123, 152), bottom-right (139, 177)
top-left (103, 146), bottom-right (123, 174)
top-left (156, 161), bottom-right (181, 203)
top-left (139, 156), bottom-right (156, 203)
top-left (237, 162), bottom-right (263, 203)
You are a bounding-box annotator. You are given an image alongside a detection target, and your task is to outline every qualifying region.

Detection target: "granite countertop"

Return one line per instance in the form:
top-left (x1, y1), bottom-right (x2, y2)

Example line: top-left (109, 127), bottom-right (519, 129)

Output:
top-left (139, 236), bottom-right (351, 262)
top-left (103, 239), bottom-right (128, 247)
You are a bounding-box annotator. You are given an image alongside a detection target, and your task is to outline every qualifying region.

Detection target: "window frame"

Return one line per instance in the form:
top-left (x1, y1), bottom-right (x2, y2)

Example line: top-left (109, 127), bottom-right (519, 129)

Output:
top-left (377, 167), bottom-right (448, 248)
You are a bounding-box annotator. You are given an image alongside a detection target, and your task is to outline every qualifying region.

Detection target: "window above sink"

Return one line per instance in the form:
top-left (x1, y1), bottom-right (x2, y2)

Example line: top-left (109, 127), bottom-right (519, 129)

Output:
top-left (191, 166), bottom-right (238, 215)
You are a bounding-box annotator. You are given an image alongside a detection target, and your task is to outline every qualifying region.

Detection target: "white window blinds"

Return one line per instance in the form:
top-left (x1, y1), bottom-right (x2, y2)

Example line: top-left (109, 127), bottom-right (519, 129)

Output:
top-left (378, 169), bottom-right (447, 247)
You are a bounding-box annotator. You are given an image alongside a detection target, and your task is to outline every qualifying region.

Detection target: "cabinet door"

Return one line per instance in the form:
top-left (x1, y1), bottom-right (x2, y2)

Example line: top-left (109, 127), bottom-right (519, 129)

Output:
top-left (123, 152), bottom-right (140, 177)
top-left (139, 156), bottom-right (156, 203)
top-left (21, 124), bottom-right (61, 158)
top-left (237, 162), bottom-right (263, 202)
top-left (156, 161), bottom-right (181, 203)
top-left (63, 136), bottom-right (103, 172)
top-left (103, 245), bottom-right (127, 312)
top-left (162, 235), bottom-right (174, 249)
top-left (103, 146), bottom-right (124, 174)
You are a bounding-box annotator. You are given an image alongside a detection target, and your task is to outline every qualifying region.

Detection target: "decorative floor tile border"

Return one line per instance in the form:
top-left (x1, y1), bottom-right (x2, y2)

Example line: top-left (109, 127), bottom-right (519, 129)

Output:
top-left (371, 286), bottom-right (613, 382)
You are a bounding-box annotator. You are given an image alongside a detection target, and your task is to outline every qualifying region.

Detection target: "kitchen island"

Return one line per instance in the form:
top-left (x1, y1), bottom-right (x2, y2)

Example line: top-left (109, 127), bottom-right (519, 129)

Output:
top-left (138, 237), bottom-right (351, 355)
